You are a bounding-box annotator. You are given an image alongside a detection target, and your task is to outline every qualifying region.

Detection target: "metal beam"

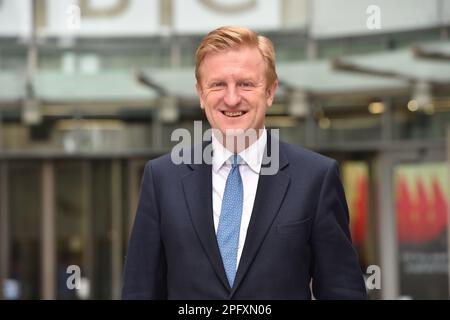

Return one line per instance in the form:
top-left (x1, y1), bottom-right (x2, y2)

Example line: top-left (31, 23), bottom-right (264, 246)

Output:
top-left (127, 160), bottom-right (140, 238)
top-left (41, 160), bottom-right (56, 299)
top-left (381, 98), bottom-right (393, 141)
top-left (367, 158), bottom-right (381, 299)
top-left (332, 58), bottom-right (413, 82)
top-left (413, 46), bottom-right (450, 62)
top-left (152, 110), bottom-right (163, 150)
top-left (111, 160), bottom-right (123, 299)
top-left (135, 70), bottom-right (167, 96)
top-left (376, 153), bottom-right (399, 299)
top-left (81, 160), bottom-right (93, 299)
top-left (0, 112), bottom-right (3, 150)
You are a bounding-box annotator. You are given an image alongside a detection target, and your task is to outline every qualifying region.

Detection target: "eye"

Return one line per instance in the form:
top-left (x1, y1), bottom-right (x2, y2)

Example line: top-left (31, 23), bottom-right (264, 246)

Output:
top-left (239, 81), bottom-right (254, 88)
top-left (210, 81), bottom-right (225, 88)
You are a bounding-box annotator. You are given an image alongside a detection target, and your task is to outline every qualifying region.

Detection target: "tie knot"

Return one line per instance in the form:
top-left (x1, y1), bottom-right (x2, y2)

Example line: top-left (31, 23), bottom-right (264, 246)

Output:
top-left (230, 155), bottom-right (242, 168)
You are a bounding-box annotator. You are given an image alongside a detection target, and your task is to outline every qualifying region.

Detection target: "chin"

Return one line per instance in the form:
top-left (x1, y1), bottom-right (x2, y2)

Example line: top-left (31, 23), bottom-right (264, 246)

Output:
top-left (222, 125), bottom-right (250, 134)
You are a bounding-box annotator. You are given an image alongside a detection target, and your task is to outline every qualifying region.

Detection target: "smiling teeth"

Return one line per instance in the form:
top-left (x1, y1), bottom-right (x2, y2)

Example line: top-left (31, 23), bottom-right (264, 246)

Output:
top-left (224, 111), bottom-right (243, 117)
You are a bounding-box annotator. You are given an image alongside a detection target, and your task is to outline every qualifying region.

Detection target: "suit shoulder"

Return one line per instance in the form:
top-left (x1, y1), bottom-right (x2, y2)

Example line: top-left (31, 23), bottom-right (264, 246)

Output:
top-left (280, 141), bottom-right (336, 169)
top-left (143, 143), bottom-right (202, 175)
top-left (145, 152), bottom-right (173, 167)
top-left (143, 152), bottom-right (177, 176)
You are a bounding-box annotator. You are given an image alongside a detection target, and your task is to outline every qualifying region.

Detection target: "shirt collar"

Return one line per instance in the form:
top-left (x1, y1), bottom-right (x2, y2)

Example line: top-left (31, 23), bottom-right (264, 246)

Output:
top-left (212, 128), bottom-right (267, 174)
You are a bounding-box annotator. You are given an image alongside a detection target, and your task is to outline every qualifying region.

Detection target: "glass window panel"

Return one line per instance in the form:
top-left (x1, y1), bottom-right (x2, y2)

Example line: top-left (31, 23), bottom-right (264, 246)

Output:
top-left (55, 161), bottom-right (84, 299)
top-left (91, 160), bottom-right (112, 299)
top-left (8, 162), bottom-right (41, 299)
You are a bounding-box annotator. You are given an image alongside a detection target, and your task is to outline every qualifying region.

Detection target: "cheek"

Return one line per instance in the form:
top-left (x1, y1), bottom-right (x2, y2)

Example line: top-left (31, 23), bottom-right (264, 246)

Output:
top-left (204, 93), bottom-right (222, 108)
top-left (246, 94), bottom-right (268, 111)
top-left (243, 91), bottom-right (266, 103)
top-left (204, 105), bottom-right (220, 123)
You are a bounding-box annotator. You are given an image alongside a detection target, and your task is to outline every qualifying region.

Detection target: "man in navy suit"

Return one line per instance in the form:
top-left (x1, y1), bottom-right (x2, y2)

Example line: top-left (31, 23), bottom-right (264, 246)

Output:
top-left (122, 26), bottom-right (367, 299)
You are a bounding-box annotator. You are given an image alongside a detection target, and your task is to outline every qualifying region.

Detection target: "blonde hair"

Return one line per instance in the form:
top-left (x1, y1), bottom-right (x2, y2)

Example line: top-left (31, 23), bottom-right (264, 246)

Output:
top-left (195, 26), bottom-right (277, 87)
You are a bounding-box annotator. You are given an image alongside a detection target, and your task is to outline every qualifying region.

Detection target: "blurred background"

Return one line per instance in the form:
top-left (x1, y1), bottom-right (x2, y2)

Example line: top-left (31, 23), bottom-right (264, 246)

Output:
top-left (0, 0), bottom-right (449, 300)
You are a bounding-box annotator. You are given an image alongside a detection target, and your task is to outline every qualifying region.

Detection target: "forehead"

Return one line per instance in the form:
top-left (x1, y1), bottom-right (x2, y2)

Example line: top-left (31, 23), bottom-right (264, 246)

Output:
top-left (200, 47), bottom-right (265, 80)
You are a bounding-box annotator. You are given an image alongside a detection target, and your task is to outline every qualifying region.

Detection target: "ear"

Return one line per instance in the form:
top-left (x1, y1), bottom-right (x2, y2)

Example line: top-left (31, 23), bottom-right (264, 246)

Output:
top-left (196, 82), bottom-right (205, 109)
top-left (266, 80), bottom-right (278, 107)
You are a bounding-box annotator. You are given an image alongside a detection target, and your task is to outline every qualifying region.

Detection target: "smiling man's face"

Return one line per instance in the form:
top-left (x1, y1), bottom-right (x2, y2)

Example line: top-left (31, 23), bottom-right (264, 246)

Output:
top-left (196, 46), bottom-right (278, 139)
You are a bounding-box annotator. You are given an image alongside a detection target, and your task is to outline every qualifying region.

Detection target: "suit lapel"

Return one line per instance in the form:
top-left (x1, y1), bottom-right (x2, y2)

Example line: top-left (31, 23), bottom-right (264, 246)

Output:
top-left (181, 143), bottom-right (230, 291)
top-left (230, 135), bottom-right (290, 297)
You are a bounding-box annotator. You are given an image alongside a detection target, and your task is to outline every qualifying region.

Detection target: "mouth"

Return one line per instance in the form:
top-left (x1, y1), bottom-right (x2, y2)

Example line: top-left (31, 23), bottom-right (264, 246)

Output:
top-left (221, 111), bottom-right (247, 118)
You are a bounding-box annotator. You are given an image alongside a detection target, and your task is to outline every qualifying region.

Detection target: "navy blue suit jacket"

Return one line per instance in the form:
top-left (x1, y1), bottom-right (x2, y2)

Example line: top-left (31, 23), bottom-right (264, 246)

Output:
top-left (122, 135), bottom-right (367, 299)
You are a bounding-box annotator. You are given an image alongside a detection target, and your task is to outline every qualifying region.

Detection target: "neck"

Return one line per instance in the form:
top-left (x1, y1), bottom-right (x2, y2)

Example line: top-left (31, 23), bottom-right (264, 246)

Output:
top-left (214, 128), bottom-right (263, 154)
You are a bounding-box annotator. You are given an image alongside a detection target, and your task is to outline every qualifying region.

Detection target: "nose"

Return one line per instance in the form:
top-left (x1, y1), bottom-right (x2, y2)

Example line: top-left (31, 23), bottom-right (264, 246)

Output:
top-left (223, 86), bottom-right (242, 107)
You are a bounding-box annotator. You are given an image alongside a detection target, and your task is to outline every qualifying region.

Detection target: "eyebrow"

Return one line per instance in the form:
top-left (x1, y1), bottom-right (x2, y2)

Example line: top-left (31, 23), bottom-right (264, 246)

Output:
top-left (206, 79), bottom-right (225, 84)
top-left (206, 77), bottom-right (259, 84)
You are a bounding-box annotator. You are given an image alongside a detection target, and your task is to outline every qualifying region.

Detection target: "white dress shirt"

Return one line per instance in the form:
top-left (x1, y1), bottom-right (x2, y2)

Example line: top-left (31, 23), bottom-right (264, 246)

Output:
top-left (212, 129), bottom-right (267, 268)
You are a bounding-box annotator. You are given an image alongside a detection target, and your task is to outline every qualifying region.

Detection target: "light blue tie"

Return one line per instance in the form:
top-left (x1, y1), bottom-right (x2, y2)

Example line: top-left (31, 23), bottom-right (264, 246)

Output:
top-left (217, 155), bottom-right (243, 288)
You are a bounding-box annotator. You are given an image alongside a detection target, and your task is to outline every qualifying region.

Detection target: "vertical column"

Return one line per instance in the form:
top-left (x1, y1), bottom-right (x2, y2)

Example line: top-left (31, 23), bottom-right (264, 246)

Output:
top-left (111, 160), bottom-right (123, 300)
top-left (127, 160), bottom-right (140, 238)
top-left (41, 160), bottom-right (56, 299)
top-left (159, 0), bottom-right (173, 29)
top-left (376, 154), bottom-right (399, 299)
top-left (81, 160), bottom-right (93, 299)
top-left (0, 112), bottom-right (3, 149)
top-left (438, 0), bottom-right (449, 40)
top-left (367, 158), bottom-right (381, 299)
top-left (305, 99), bottom-right (317, 147)
top-left (170, 42), bottom-right (181, 68)
top-left (306, 0), bottom-right (318, 61)
top-left (381, 98), bottom-right (393, 141)
top-left (281, 0), bottom-right (308, 29)
top-left (0, 162), bottom-right (9, 299)
top-left (152, 109), bottom-right (163, 151)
